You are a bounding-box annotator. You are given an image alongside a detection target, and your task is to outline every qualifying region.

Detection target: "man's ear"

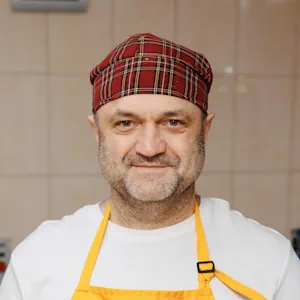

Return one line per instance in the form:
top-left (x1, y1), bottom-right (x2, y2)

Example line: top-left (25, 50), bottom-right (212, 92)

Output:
top-left (88, 115), bottom-right (99, 142)
top-left (203, 112), bottom-right (215, 142)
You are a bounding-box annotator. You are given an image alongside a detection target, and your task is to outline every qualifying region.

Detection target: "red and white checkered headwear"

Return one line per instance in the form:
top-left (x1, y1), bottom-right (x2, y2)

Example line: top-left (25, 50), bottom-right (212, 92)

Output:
top-left (90, 33), bottom-right (213, 114)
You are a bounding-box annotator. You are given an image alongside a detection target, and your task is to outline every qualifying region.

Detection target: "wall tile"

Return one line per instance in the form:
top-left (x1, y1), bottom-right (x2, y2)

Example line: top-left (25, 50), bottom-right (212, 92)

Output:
top-left (292, 78), bottom-right (300, 169)
top-left (0, 0), bottom-right (299, 253)
top-left (233, 173), bottom-right (289, 236)
top-left (289, 172), bottom-right (300, 232)
top-left (0, 75), bottom-right (48, 175)
top-left (0, 0), bottom-right (10, 14)
top-left (86, 0), bottom-right (110, 17)
top-left (0, 178), bottom-right (48, 249)
top-left (113, 0), bottom-right (175, 44)
top-left (48, 0), bottom-right (112, 73)
top-left (177, 0), bottom-right (236, 74)
top-left (196, 172), bottom-right (232, 202)
top-left (49, 76), bottom-right (100, 174)
top-left (297, 0), bottom-right (300, 75)
top-left (233, 76), bottom-right (293, 171)
top-left (49, 176), bottom-right (110, 220)
top-left (205, 75), bottom-right (234, 171)
top-left (0, 11), bottom-right (47, 72)
top-left (237, 0), bottom-right (296, 74)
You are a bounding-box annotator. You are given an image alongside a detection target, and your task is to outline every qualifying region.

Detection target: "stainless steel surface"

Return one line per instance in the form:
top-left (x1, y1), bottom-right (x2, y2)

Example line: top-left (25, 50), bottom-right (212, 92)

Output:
top-left (11, 0), bottom-right (88, 12)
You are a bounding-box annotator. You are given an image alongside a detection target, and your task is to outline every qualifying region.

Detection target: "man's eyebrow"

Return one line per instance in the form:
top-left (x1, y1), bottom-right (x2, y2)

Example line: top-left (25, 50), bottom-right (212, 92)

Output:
top-left (109, 109), bottom-right (193, 121)
top-left (109, 109), bottom-right (142, 121)
top-left (162, 109), bottom-right (192, 121)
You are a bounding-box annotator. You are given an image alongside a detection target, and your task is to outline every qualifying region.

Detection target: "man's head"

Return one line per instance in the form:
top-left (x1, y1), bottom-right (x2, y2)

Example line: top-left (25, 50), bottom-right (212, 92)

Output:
top-left (88, 33), bottom-right (215, 203)
top-left (89, 94), bottom-right (214, 202)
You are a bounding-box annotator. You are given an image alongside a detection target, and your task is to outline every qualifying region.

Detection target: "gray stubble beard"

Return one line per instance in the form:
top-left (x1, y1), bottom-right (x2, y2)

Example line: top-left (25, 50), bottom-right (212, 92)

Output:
top-left (97, 127), bottom-right (206, 203)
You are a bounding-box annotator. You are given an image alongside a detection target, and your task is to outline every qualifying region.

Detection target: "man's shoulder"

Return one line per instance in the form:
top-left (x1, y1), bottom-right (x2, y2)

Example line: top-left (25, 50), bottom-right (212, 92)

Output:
top-left (11, 203), bottom-right (101, 269)
top-left (203, 197), bottom-right (290, 252)
top-left (4, 203), bottom-right (102, 298)
top-left (203, 197), bottom-right (292, 293)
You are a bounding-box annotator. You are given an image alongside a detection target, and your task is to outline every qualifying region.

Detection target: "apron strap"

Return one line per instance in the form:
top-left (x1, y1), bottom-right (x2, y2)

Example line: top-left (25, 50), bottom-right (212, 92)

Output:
top-left (194, 195), bottom-right (215, 288)
top-left (77, 201), bottom-right (112, 290)
top-left (194, 196), bottom-right (267, 299)
top-left (215, 270), bottom-right (267, 300)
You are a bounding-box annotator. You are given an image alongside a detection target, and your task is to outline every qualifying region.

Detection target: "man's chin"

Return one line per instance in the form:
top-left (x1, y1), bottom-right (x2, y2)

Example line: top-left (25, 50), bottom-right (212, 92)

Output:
top-left (128, 192), bottom-right (171, 202)
top-left (123, 171), bottom-right (181, 201)
top-left (125, 183), bottom-right (177, 202)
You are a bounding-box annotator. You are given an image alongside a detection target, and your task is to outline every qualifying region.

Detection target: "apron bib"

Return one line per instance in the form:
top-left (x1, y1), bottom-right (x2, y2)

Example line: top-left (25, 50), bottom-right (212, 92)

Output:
top-left (72, 195), bottom-right (267, 299)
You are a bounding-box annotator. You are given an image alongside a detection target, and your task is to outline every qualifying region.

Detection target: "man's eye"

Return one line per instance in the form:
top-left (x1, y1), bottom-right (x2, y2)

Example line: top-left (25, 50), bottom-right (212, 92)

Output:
top-left (167, 120), bottom-right (183, 127)
top-left (116, 120), bottom-right (133, 128)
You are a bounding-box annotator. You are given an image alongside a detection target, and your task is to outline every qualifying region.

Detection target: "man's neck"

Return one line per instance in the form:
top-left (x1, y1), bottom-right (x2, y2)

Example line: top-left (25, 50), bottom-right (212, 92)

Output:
top-left (99, 187), bottom-right (200, 230)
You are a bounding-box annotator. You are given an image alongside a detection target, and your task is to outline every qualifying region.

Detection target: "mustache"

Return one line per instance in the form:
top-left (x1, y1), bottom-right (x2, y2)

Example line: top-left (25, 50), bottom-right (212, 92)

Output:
top-left (123, 154), bottom-right (180, 167)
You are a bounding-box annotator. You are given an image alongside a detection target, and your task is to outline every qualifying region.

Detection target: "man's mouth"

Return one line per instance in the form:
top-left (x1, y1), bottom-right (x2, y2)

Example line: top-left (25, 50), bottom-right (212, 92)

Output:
top-left (133, 164), bottom-right (168, 168)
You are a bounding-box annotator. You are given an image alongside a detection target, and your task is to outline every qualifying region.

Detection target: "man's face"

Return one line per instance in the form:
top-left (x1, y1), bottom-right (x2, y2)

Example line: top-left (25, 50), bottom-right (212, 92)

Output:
top-left (94, 94), bottom-right (212, 202)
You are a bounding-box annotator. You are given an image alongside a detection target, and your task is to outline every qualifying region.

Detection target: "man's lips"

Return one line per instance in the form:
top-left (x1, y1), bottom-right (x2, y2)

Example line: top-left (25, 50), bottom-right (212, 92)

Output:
top-left (133, 165), bottom-right (168, 168)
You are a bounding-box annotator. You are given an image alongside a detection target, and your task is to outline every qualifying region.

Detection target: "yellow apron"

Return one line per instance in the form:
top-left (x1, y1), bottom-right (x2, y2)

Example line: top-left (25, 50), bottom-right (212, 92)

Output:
top-left (72, 195), bottom-right (267, 300)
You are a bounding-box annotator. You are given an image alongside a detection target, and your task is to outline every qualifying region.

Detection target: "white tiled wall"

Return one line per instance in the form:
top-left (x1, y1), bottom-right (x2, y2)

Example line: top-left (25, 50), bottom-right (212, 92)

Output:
top-left (0, 0), bottom-right (299, 248)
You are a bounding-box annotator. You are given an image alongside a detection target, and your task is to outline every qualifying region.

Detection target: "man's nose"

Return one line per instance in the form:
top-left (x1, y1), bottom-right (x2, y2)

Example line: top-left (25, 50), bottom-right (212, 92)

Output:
top-left (135, 125), bottom-right (167, 158)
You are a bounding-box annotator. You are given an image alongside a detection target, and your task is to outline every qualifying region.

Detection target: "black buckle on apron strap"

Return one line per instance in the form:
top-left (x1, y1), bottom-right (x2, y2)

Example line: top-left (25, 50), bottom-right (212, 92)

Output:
top-left (197, 261), bottom-right (215, 274)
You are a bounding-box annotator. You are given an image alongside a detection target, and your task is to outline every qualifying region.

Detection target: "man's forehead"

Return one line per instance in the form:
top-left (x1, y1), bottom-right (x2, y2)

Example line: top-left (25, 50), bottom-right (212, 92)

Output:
top-left (110, 109), bottom-right (193, 121)
top-left (98, 94), bottom-right (199, 118)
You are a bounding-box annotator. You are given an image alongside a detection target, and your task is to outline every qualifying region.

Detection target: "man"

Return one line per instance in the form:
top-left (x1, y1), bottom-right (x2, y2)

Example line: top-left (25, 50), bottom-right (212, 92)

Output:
top-left (1, 33), bottom-right (300, 299)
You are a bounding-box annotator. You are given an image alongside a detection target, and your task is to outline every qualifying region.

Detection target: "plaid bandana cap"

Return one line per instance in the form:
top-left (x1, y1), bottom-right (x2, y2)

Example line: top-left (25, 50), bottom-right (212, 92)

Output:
top-left (90, 33), bottom-right (213, 114)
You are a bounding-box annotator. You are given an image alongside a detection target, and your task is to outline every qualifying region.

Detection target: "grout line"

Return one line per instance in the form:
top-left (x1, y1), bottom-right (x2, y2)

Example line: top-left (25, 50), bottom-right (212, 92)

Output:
top-left (45, 12), bottom-right (51, 220)
top-left (286, 5), bottom-right (299, 237)
top-left (0, 71), bottom-right (298, 77)
top-left (111, 0), bottom-right (115, 47)
top-left (1, 170), bottom-right (300, 178)
top-left (230, 0), bottom-right (240, 208)
top-left (213, 73), bottom-right (297, 78)
top-left (0, 72), bottom-right (48, 76)
top-left (173, 0), bottom-right (178, 41)
top-left (0, 173), bottom-right (102, 178)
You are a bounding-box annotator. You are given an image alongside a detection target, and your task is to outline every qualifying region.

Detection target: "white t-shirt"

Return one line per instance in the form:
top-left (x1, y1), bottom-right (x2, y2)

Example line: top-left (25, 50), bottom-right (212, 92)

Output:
top-left (0, 197), bottom-right (300, 300)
